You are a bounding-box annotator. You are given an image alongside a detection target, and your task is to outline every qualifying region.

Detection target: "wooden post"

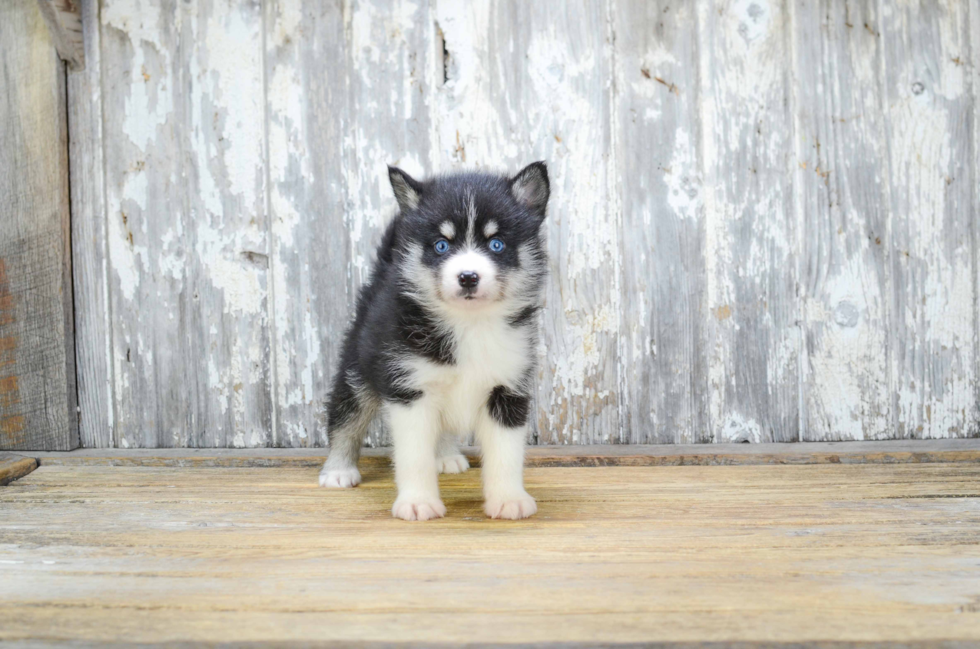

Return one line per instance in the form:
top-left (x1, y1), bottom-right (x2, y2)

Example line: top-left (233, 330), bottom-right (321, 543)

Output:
top-left (0, 0), bottom-right (79, 450)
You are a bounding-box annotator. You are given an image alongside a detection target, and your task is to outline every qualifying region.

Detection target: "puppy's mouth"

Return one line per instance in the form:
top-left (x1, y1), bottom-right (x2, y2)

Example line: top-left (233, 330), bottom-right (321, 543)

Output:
top-left (451, 287), bottom-right (488, 304)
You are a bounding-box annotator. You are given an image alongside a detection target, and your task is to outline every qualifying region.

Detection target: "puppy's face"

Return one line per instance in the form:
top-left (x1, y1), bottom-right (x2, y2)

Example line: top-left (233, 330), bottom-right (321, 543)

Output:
top-left (390, 163), bottom-right (550, 312)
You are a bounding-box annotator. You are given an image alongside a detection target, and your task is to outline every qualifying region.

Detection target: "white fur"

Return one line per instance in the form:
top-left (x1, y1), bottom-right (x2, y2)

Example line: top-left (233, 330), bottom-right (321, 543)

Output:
top-left (318, 465), bottom-right (361, 488)
top-left (439, 220), bottom-right (455, 239)
top-left (440, 249), bottom-right (499, 303)
top-left (483, 220), bottom-right (498, 237)
top-left (436, 433), bottom-right (469, 474)
top-left (478, 416), bottom-right (536, 520)
top-left (388, 401), bottom-right (446, 521)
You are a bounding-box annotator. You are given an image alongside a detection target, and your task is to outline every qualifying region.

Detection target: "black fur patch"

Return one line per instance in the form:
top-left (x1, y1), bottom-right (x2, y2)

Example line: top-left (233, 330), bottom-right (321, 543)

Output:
top-left (398, 294), bottom-right (455, 365)
top-left (487, 385), bottom-right (530, 428)
top-left (508, 305), bottom-right (539, 328)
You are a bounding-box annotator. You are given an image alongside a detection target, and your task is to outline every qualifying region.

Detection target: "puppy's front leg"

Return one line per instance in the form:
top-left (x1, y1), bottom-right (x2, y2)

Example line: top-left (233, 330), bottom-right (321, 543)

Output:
top-left (388, 400), bottom-right (446, 521)
top-left (478, 388), bottom-right (536, 520)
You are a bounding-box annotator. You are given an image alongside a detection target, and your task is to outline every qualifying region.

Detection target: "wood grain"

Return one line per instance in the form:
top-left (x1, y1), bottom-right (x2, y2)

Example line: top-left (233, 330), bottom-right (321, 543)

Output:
top-left (99, 0), bottom-right (273, 448)
top-left (26, 438), bottom-right (980, 468)
top-left (698, 0), bottom-right (800, 443)
top-left (614, 0), bottom-right (708, 443)
top-left (0, 452), bottom-right (37, 485)
top-left (0, 0), bottom-right (79, 451)
top-left (59, 0), bottom-right (980, 448)
top-left (69, 0), bottom-right (115, 449)
top-left (264, 0), bottom-right (350, 448)
top-left (432, 0), bottom-right (621, 444)
top-left (2, 462), bottom-right (980, 644)
top-left (881, 1), bottom-right (977, 439)
top-left (792, 0), bottom-right (892, 440)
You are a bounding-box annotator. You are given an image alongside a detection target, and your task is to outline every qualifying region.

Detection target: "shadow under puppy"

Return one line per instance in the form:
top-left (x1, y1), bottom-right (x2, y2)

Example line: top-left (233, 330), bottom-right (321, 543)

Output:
top-left (319, 162), bottom-right (550, 521)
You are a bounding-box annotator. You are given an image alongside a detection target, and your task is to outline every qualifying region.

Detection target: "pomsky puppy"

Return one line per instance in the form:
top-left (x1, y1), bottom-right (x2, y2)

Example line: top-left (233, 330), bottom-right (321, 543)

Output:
top-left (318, 162), bottom-right (550, 521)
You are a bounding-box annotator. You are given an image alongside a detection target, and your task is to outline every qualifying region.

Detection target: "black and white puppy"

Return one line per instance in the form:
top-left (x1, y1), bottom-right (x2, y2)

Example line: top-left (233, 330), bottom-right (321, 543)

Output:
top-left (318, 162), bottom-right (550, 521)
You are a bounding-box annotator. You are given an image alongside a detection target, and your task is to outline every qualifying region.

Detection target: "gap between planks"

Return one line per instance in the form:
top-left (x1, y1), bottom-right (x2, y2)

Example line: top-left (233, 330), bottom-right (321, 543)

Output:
top-left (25, 439), bottom-right (980, 469)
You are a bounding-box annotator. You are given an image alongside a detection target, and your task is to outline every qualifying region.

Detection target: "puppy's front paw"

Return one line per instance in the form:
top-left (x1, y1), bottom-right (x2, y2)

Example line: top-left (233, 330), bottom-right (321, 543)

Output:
top-left (437, 453), bottom-right (470, 474)
top-left (484, 491), bottom-right (537, 520)
top-left (318, 466), bottom-right (361, 488)
top-left (392, 496), bottom-right (447, 521)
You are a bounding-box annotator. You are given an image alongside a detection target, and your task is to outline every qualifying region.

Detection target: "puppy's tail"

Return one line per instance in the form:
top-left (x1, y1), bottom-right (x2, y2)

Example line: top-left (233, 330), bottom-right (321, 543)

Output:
top-left (323, 370), bottom-right (377, 471)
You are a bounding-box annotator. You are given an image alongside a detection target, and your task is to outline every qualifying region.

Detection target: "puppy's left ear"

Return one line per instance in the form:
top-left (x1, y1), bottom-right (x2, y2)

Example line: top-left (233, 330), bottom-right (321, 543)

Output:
top-left (509, 161), bottom-right (550, 221)
top-left (388, 165), bottom-right (423, 212)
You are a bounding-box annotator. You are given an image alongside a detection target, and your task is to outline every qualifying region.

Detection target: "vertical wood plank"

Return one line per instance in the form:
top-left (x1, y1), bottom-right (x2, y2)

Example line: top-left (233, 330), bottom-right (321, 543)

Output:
top-left (434, 0), bottom-right (620, 444)
top-left (0, 0), bottom-right (79, 451)
top-left (100, 0), bottom-right (272, 447)
top-left (791, 0), bottom-right (892, 440)
top-left (264, 0), bottom-right (350, 447)
top-left (880, 0), bottom-right (976, 439)
top-left (344, 0), bottom-right (436, 448)
top-left (267, 0), bottom-right (436, 448)
top-left (613, 1), bottom-right (708, 443)
top-left (69, 0), bottom-right (114, 448)
top-left (698, 0), bottom-right (800, 443)
top-left (970, 0), bottom-right (980, 438)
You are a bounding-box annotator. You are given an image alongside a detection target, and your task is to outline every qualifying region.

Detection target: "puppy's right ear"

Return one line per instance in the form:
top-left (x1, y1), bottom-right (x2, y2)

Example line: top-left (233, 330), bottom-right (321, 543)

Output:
top-left (388, 166), bottom-right (423, 212)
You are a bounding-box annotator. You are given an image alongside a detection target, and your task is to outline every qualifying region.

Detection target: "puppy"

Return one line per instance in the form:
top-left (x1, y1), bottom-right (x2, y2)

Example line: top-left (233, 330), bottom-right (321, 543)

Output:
top-left (318, 162), bottom-right (550, 521)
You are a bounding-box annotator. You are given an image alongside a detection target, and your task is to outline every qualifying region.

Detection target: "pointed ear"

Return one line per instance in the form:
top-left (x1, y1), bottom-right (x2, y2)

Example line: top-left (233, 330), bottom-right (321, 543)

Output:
top-left (388, 166), bottom-right (423, 212)
top-left (509, 161), bottom-right (550, 219)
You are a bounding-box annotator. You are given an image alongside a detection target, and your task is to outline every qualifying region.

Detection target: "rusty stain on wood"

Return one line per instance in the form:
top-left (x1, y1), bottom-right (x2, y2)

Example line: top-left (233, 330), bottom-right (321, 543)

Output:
top-left (1, 0), bottom-right (77, 451)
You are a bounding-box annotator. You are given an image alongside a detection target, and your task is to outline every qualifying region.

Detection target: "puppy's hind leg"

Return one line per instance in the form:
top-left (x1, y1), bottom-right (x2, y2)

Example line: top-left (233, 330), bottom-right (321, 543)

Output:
top-left (319, 373), bottom-right (376, 488)
top-left (436, 432), bottom-right (470, 475)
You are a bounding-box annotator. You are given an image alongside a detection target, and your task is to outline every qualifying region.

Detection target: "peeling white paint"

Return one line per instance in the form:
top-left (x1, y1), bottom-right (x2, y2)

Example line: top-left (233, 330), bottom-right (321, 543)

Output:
top-left (84, 0), bottom-right (978, 449)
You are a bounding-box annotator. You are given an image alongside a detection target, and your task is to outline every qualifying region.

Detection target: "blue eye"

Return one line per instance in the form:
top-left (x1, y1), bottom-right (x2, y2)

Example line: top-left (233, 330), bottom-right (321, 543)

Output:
top-left (488, 238), bottom-right (505, 253)
top-left (434, 239), bottom-right (450, 254)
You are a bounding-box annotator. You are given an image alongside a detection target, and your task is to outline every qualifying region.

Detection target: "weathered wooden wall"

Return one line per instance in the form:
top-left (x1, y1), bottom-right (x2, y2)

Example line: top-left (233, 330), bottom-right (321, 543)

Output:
top-left (67, 0), bottom-right (979, 448)
top-left (0, 0), bottom-right (79, 451)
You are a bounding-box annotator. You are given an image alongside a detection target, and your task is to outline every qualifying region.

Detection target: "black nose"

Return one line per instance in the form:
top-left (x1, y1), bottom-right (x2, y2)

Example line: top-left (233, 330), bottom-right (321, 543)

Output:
top-left (458, 271), bottom-right (480, 289)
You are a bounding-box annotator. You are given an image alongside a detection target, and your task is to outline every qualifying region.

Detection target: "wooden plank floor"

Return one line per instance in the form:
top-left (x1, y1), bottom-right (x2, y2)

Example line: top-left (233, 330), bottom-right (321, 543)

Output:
top-left (2, 461), bottom-right (980, 646)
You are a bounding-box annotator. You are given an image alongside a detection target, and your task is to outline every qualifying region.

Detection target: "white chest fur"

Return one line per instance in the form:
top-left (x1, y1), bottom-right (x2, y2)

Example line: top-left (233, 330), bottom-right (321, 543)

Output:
top-left (402, 316), bottom-right (532, 433)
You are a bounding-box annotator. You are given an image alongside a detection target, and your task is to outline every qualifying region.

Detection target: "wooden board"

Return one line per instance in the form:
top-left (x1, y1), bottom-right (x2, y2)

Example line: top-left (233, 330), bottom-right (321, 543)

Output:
top-left (432, 0), bottom-right (621, 444)
top-left (881, 1), bottom-right (977, 439)
top-left (2, 462), bottom-right (980, 644)
top-left (698, 1), bottom-right (800, 443)
top-left (26, 438), bottom-right (980, 468)
top-left (614, 0), bottom-right (708, 443)
top-left (99, 0), bottom-right (273, 448)
top-left (64, 0), bottom-right (980, 448)
top-left (792, 0), bottom-right (892, 441)
top-left (0, 453), bottom-right (37, 485)
top-left (264, 0), bottom-right (351, 448)
top-left (974, 0), bottom-right (980, 439)
top-left (68, 0), bottom-right (114, 449)
top-left (0, 0), bottom-right (79, 451)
